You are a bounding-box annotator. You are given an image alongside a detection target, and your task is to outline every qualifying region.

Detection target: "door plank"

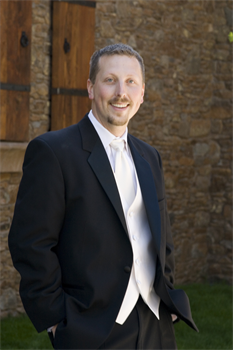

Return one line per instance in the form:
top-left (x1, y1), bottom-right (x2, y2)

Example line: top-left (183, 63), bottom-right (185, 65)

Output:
top-left (0, 0), bottom-right (31, 141)
top-left (0, 90), bottom-right (29, 141)
top-left (51, 95), bottom-right (91, 131)
top-left (10, 0), bottom-right (31, 85)
top-left (51, 1), bottom-right (95, 130)
top-left (52, 2), bottom-right (95, 89)
top-left (0, 1), bottom-right (8, 83)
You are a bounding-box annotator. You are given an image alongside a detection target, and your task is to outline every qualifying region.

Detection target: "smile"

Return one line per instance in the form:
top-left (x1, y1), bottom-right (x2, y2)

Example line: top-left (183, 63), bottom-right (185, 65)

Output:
top-left (111, 103), bottom-right (129, 108)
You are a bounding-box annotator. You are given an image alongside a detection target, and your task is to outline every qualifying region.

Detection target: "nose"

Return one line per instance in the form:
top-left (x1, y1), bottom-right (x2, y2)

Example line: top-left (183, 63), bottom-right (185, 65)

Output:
top-left (116, 81), bottom-right (126, 98)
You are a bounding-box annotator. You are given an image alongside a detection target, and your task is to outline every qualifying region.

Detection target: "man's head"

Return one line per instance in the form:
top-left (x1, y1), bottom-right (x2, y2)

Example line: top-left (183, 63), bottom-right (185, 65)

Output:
top-left (89, 43), bottom-right (145, 84)
top-left (87, 44), bottom-right (145, 137)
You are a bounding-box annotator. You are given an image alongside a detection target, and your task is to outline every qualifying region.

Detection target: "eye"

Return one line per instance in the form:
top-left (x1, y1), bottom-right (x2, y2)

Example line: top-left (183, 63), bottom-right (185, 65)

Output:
top-left (128, 79), bottom-right (135, 84)
top-left (106, 78), bottom-right (114, 83)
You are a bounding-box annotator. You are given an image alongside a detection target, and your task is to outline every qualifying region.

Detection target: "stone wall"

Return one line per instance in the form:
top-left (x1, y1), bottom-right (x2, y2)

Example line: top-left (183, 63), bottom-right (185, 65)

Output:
top-left (0, 0), bottom-right (232, 317)
top-left (95, 0), bottom-right (232, 284)
top-left (30, 0), bottom-right (51, 140)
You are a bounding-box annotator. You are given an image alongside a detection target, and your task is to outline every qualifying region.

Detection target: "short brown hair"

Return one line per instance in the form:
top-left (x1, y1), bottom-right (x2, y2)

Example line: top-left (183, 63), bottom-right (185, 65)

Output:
top-left (89, 43), bottom-right (145, 84)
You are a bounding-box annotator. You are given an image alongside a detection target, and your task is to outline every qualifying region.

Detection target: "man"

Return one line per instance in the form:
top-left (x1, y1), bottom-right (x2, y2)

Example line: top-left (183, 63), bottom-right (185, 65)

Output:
top-left (9, 44), bottom-right (197, 349)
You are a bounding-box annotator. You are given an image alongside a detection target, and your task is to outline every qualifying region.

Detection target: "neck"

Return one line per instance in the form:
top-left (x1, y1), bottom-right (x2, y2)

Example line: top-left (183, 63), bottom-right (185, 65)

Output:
top-left (92, 113), bottom-right (127, 137)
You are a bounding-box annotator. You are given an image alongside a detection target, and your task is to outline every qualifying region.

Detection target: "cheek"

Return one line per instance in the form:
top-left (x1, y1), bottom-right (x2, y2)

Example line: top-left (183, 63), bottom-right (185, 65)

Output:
top-left (96, 87), bottom-right (113, 104)
top-left (132, 91), bottom-right (144, 107)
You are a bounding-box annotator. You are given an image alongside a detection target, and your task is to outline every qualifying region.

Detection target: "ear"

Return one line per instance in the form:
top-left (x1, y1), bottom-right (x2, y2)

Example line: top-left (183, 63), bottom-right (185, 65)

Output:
top-left (140, 83), bottom-right (145, 104)
top-left (87, 79), bottom-right (94, 100)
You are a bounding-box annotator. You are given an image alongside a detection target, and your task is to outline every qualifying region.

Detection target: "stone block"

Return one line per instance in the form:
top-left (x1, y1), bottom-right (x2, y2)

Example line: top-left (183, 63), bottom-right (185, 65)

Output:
top-left (220, 240), bottom-right (232, 250)
top-left (194, 141), bottom-right (221, 166)
top-left (211, 119), bottom-right (223, 134)
top-left (223, 204), bottom-right (232, 219)
top-left (190, 119), bottom-right (211, 137)
top-left (195, 211), bottom-right (210, 227)
top-left (182, 8), bottom-right (195, 22)
top-left (146, 78), bottom-right (163, 102)
top-left (209, 244), bottom-right (226, 256)
top-left (197, 165), bottom-right (212, 176)
top-left (0, 288), bottom-right (18, 311)
top-left (224, 7), bottom-right (233, 26)
top-left (186, 55), bottom-right (201, 75)
top-left (35, 83), bottom-right (49, 97)
top-left (195, 176), bottom-right (211, 191)
top-left (164, 172), bottom-right (177, 189)
top-left (128, 35), bottom-right (137, 49)
top-left (214, 89), bottom-right (232, 99)
top-left (210, 201), bottom-right (224, 214)
top-left (154, 30), bottom-right (164, 42)
top-left (100, 20), bottom-right (115, 38)
top-left (203, 0), bottom-right (215, 13)
top-left (207, 141), bottom-right (221, 164)
top-left (0, 143), bottom-right (27, 173)
top-left (116, 1), bottom-right (142, 18)
top-left (210, 175), bottom-right (226, 192)
top-left (191, 240), bottom-right (208, 258)
top-left (214, 50), bottom-right (230, 61)
top-left (212, 167), bottom-right (232, 180)
top-left (193, 143), bottom-right (209, 157)
top-left (0, 173), bottom-right (10, 183)
top-left (179, 157), bottom-right (194, 166)
top-left (96, 2), bottom-right (115, 14)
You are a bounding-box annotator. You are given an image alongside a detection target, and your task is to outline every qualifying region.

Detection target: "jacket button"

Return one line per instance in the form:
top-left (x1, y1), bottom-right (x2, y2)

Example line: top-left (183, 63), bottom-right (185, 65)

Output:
top-left (124, 266), bottom-right (131, 273)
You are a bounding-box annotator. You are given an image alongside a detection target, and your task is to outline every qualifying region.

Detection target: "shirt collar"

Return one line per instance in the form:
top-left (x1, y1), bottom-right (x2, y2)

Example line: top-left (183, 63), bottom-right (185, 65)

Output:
top-left (88, 110), bottom-right (129, 151)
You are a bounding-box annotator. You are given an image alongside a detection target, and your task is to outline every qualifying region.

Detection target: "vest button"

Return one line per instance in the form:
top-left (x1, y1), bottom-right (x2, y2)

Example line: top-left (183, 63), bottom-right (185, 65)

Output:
top-left (124, 266), bottom-right (131, 273)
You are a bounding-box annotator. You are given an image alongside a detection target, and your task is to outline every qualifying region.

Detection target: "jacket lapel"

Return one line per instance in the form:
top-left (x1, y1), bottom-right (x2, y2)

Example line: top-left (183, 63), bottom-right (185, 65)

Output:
top-left (78, 115), bottom-right (161, 249)
top-left (78, 115), bottom-right (128, 234)
top-left (128, 136), bottom-right (161, 257)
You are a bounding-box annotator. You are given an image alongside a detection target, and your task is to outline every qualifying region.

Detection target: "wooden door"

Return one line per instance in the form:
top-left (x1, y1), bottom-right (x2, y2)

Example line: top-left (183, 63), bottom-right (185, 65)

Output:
top-left (0, 0), bottom-right (32, 141)
top-left (51, 1), bottom-right (95, 130)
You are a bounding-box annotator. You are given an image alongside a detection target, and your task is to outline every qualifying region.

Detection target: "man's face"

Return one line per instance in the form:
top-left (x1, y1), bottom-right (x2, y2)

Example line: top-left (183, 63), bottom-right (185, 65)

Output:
top-left (87, 55), bottom-right (145, 136)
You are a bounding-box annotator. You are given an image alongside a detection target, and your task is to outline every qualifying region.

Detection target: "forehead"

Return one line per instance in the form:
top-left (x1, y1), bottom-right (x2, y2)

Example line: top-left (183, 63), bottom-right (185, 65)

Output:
top-left (97, 54), bottom-right (142, 79)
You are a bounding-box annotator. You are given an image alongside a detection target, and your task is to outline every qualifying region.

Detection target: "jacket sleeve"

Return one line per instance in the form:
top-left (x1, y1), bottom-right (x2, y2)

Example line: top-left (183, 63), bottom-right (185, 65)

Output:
top-left (156, 149), bottom-right (175, 289)
top-left (8, 137), bottom-right (66, 332)
top-left (163, 205), bottom-right (175, 289)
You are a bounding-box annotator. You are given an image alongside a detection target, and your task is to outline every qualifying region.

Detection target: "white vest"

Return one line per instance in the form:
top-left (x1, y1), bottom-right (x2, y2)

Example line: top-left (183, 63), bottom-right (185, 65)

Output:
top-left (115, 168), bottom-right (160, 324)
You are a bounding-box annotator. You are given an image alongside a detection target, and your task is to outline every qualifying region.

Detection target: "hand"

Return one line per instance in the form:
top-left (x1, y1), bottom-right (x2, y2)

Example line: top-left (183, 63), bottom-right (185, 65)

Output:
top-left (171, 314), bottom-right (177, 322)
top-left (52, 324), bottom-right (58, 337)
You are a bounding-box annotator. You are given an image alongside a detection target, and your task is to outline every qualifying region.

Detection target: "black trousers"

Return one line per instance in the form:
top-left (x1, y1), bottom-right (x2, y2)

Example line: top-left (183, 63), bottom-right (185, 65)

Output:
top-left (98, 297), bottom-right (177, 350)
top-left (49, 297), bottom-right (177, 350)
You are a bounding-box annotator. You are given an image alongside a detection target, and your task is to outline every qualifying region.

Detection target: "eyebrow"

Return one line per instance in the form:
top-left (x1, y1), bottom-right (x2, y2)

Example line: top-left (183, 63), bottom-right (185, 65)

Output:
top-left (104, 72), bottom-right (140, 78)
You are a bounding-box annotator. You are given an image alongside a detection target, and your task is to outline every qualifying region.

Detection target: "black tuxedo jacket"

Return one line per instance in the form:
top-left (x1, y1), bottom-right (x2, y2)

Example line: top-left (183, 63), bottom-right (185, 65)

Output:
top-left (9, 115), bottom-right (197, 349)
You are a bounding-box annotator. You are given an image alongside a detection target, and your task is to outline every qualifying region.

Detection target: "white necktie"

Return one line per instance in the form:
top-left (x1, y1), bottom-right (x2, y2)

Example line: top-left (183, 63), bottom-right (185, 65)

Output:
top-left (110, 139), bottom-right (135, 207)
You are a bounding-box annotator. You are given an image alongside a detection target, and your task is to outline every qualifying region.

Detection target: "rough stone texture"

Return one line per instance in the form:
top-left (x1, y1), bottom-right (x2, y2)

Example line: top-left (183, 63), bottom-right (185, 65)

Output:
top-left (95, 0), bottom-right (232, 284)
top-left (0, 143), bottom-right (28, 173)
top-left (29, 0), bottom-right (51, 140)
top-left (0, 0), bottom-right (232, 318)
top-left (0, 173), bottom-right (24, 317)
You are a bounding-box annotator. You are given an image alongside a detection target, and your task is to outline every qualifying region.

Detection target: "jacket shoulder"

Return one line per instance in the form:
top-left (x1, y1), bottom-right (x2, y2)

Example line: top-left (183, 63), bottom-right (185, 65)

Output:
top-left (35, 123), bottom-right (80, 146)
top-left (29, 115), bottom-right (91, 155)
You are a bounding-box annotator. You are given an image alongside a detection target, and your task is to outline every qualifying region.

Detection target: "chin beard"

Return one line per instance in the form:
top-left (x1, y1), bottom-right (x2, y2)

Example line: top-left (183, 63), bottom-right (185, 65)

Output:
top-left (107, 115), bottom-right (129, 126)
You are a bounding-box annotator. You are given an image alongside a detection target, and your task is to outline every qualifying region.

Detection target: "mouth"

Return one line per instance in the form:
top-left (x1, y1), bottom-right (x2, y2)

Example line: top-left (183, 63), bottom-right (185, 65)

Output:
top-left (110, 103), bottom-right (130, 109)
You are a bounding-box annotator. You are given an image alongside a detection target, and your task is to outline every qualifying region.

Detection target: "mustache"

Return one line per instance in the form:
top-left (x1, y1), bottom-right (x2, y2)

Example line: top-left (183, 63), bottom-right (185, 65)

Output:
top-left (109, 97), bottom-right (130, 104)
